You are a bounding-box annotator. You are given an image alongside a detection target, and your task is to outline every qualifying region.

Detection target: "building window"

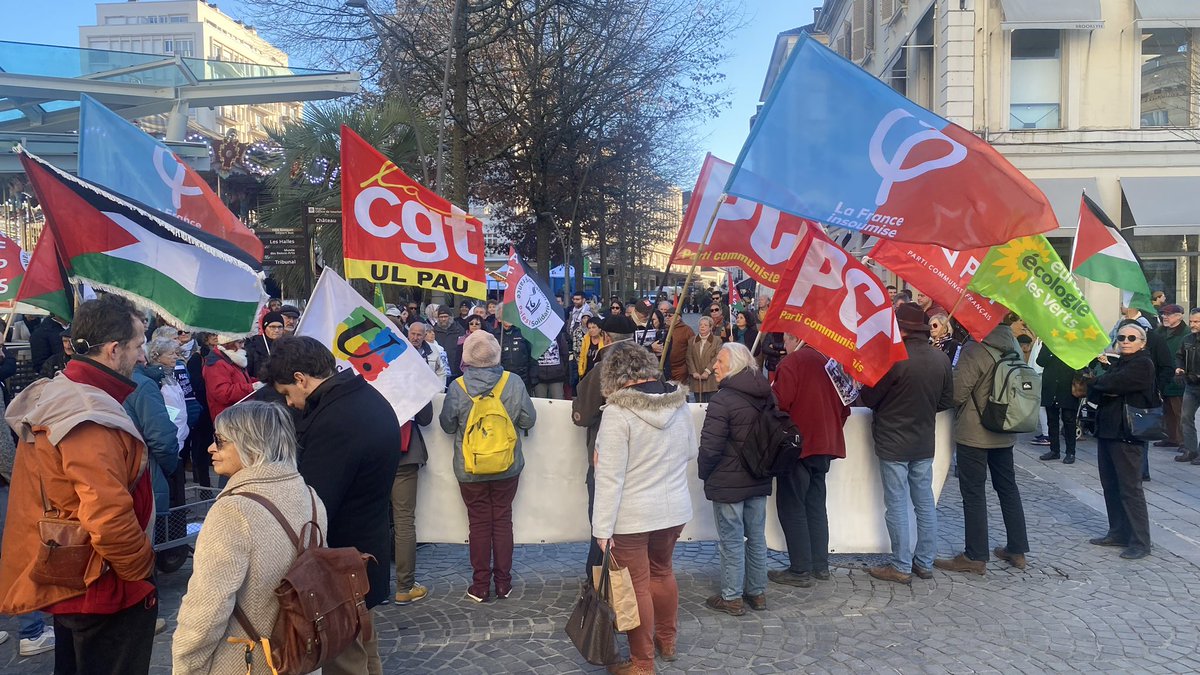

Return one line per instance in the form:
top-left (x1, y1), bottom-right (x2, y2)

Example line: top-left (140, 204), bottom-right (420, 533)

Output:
top-left (1141, 28), bottom-right (1192, 128)
top-left (1009, 29), bottom-right (1061, 130)
top-left (104, 16), bottom-right (127, 25)
top-left (169, 15), bottom-right (188, 23)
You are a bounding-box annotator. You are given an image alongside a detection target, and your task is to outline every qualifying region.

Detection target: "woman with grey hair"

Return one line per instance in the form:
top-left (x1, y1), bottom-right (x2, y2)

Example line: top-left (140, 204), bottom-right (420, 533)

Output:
top-left (172, 401), bottom-right (329, 674)
top-left (698, 342), bottom-right (773, 617)
top-left (1088, 322), bottom-right (1156, 560)
top-left (592, 341), bottom-right (696, 674)
top-left (147, 337), bottom-right (188, 450)
top-left (687, 316), bottom-right (722, 402)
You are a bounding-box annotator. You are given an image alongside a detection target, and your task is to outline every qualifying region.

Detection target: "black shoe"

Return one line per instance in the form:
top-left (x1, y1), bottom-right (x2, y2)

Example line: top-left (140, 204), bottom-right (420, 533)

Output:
top-left (1089, 535), bottom-right (1127, 548)
top-left (812, 569), bottom-right (832, 581)
top-left (1120, 547), bottom-right (1150, 560)
top-left (911, 564), bottom-right (933, 580)
top-left (1143, 474), bottom-right (1151, 482)
top-left (1178, 451), bottom-right (1200, 463)
top-left (1039, 451), bottom-right (1061, 461)
top-left (768, 569), bottom-right (814, 588)
top-left (1063, 454), bottom-right (1075, 465)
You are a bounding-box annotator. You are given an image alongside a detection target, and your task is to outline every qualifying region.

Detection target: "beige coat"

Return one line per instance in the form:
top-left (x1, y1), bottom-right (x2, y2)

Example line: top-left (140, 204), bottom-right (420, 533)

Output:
top-left (172, 464), bottom-right (328, 675)
top-left (686, 334), bottom-right (722, 394)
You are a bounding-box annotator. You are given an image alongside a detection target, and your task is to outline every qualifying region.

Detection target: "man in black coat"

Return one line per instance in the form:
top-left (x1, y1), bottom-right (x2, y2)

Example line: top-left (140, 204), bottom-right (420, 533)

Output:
top-left (1036, 346), bottom-right (1082, 463)
top-left (29, 313), bottom-right (68, 373)
top-left (497, 319), bottom-right (535, 390)
top-left (857, 303), bottom-right (955, 584)
top-left (265, 336), bottom-right (401, 673)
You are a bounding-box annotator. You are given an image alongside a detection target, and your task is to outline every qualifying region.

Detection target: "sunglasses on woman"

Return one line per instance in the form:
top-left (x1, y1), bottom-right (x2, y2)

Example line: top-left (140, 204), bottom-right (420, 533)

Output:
top-left (1116, 334), bottom-right (1141, 342)
top-left (710, 308), bottom-right (721, 313)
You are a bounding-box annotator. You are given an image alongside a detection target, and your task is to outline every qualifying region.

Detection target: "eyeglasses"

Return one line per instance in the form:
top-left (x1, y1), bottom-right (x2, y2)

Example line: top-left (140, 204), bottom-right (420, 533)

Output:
top-left (177, 330), bottom-right (190, 336)
top-left (1116, 334), bottom-right (1142, 342)
top-left (407, 306), bottom-right (418, 312)
top-left (214, 435), bottom-right (230, 449)
top-left (710, 308), bottom-right (721, 313)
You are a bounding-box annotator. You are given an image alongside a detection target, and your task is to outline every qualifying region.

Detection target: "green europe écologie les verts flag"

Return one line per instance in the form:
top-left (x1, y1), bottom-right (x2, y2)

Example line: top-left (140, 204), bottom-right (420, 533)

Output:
top-left (967, 235), bottom-right (1108, 369)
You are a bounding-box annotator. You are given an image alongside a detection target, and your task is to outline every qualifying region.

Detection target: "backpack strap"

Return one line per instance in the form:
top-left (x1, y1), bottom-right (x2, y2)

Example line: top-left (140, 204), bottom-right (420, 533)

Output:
top-left (223, 488), bottom-right (321, 652)
top-left (491, 371), bottom-right (510, 397)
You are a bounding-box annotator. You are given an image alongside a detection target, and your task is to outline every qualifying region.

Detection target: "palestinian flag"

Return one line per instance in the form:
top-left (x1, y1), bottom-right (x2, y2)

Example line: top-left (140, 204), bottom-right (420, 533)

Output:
top-left (501, 247), bottom-right (564, 358)
top-left (17, 148), bottom-right (266, 335)
top-left (1071, 194), bottom-right (1155, 315)
top-left (14, 226), bottom-right (73, 320)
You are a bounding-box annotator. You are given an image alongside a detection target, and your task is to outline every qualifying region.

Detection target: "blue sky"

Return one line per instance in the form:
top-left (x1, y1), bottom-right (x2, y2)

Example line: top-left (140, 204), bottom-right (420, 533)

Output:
top-left (702, 1), bottom-right (820, 167)
top-left (3, 0), bottom-right (819, 182)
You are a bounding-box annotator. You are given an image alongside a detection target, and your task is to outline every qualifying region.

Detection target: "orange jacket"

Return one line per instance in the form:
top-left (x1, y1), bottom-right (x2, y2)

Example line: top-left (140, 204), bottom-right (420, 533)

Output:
top-left (0, 372), bottom-right (154, 614)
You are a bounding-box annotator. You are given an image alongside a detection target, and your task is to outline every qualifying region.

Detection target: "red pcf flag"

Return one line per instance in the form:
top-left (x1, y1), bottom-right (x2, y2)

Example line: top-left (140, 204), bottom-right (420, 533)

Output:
top-left (340, 125), bottom-right (486, 299)
top-left (762, 224), bottom-right (906, 386)
top-left (868, 240), bottom-right (1005, 342)
top-left (669, 154), bottom-right (809, 288)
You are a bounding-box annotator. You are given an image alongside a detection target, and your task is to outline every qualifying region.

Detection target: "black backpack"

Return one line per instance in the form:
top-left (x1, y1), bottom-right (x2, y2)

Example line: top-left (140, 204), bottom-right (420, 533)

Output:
top-left (735, 393), bottom-right (803, 479)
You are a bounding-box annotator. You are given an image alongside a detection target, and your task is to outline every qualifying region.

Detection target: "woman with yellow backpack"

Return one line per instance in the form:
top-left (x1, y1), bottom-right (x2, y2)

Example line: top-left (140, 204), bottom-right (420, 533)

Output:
top-left (440, 330), bottom-right (537, 603)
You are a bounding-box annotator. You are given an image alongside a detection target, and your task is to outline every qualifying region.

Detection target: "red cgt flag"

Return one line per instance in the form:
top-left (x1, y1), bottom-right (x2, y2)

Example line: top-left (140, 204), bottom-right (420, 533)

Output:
top-left (763, 223), bottom-right (906, 386)
top-left (669, 154), bottom-right (809, 288)
top-left (340, 125), bottom-right (487, 299)
top-left (868, 240), bottom-right (1004, 342)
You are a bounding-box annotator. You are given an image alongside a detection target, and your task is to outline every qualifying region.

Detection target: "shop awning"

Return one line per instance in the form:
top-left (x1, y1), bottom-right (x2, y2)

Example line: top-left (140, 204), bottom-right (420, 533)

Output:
top-left (1120, 176), bottom-right (1200, 235)
top-left (999, 0), bottom-right (1104, 30)
top-left (1134, 0), bottom-right (1200, 28)
top-left (1033, 177), bottom-right (1099, 236)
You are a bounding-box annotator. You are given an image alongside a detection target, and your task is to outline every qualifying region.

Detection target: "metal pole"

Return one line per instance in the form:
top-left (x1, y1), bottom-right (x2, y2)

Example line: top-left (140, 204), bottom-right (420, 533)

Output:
top-left (659, 194), bottom-right (726, 369)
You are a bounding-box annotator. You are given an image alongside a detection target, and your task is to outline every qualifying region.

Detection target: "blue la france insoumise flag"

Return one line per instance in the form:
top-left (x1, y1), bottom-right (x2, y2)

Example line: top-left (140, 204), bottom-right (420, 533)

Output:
top-left (724, 35), bottom-right (1056, 250)
top-left (78, 95), bottom-right (264, 261)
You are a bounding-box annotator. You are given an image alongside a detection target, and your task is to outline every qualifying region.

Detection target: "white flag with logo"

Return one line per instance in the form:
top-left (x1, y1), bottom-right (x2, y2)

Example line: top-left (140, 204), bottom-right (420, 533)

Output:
top-left (297, 268), bottom-right (443, 424)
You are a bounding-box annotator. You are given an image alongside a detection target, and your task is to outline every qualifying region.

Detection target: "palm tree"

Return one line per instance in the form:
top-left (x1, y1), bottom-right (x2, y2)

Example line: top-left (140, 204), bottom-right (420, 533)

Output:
top-left (259, 99), bottom-right (434, 298)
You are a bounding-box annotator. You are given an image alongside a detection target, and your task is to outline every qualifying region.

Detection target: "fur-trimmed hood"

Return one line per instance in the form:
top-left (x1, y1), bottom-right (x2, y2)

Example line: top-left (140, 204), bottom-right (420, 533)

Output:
top-left (604, 381), bottom-right (689, 430)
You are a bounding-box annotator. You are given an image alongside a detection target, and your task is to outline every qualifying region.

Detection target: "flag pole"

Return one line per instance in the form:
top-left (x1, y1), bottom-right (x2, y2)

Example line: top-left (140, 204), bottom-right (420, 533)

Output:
top-left (749, 328), bottom-right (765, 359)
top-left (945, 284), bottom-right (970, 324)
top-left (2, 310), bottom-right (16, 343)
top-left (660, 194), bottom-right (727, 369)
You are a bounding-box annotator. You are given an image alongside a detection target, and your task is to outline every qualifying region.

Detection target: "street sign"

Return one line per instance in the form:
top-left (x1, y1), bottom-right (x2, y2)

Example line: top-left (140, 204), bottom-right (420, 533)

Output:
top-left (260, 225), bottom-right (309, 267)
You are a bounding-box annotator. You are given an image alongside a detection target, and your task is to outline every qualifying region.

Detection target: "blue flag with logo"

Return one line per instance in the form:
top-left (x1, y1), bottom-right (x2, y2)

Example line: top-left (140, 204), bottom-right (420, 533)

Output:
top-left (78, 95), bottom-right (264, 260)
top-left (725, 35), bottom-right (1056, 250)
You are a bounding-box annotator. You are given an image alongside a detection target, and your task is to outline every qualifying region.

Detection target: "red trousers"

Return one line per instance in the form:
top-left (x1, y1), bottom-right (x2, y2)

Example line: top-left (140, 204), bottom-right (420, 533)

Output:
top-left (458, 476), bottom-right (520, 600)
top-left (611, 524), bottom-right (684, 669)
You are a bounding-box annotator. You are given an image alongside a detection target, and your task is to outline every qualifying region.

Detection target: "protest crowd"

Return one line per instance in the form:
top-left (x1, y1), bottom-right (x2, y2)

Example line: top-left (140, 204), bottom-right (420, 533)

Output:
top-left (0, 275), bottom-right (1185, 674)
top-left (0, 34), bottom-right (1186, 675)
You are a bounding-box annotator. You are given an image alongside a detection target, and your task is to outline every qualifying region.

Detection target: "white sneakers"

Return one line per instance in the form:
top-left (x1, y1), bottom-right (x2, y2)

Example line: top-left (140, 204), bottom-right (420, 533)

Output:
top-left (19, 625), bottom-right (55, 657)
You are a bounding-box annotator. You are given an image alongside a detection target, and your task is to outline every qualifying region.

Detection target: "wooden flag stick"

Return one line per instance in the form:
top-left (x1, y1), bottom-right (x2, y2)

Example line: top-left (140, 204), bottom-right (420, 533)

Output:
top-left (945, 283), bottom-right (971, 324)
top-left (660, 194), bottom-right (727, 370)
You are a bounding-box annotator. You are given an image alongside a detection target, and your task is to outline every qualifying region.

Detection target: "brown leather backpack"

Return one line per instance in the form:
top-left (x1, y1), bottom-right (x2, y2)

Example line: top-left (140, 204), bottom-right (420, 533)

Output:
top-left (226, 490), bottom-right (374, 675)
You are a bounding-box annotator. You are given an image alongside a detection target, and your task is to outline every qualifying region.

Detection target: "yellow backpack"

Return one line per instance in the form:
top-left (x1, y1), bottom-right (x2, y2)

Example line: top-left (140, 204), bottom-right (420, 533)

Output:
top-left (459, 372), bottom-right (518, 475)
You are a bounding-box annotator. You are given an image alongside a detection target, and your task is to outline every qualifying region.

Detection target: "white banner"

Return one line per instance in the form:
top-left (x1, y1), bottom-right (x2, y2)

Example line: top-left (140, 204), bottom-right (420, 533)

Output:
top-left (416, 398), bottom-right (953, 554)
top-left (297, 268), bottom-right (443, 425)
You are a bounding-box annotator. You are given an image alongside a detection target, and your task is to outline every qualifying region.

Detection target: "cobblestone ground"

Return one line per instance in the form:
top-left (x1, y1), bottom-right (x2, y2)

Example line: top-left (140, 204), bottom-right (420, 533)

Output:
top-left (3, 434), bottom-right (1200, 673)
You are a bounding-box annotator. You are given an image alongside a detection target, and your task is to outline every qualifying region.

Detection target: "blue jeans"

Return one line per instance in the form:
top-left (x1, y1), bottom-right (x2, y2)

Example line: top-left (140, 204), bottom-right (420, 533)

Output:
top-left (6, 612), bottom-right (45, 640)
top-left (878, 458), bottom-right (938, 572)
top-left (712, 497), bottom-right (768, 600)
top-left (1182, 389), bottom-right (1200, 455)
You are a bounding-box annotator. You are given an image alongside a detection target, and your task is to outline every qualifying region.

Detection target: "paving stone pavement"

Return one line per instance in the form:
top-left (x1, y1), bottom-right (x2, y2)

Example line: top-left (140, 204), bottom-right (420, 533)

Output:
top-left (3, 433), bottom-right (1200, 673)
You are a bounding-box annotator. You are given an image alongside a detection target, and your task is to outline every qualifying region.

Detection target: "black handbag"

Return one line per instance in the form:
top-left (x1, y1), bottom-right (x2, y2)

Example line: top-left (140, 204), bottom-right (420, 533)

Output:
top-left (565, 548), bottom-right (619, 666)
top-left (1124, 404), bottom-right (1166, 442)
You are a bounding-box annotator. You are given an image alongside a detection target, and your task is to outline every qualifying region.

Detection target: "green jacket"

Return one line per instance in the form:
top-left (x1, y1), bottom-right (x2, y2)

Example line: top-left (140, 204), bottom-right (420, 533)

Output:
top-left (1156, 323), bottom-right (1188, 397)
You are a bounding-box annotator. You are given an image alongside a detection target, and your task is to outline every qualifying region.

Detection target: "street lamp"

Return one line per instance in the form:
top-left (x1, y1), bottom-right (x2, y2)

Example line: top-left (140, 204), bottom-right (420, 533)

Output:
top-left (343, 0), bottom-right (456, 197)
